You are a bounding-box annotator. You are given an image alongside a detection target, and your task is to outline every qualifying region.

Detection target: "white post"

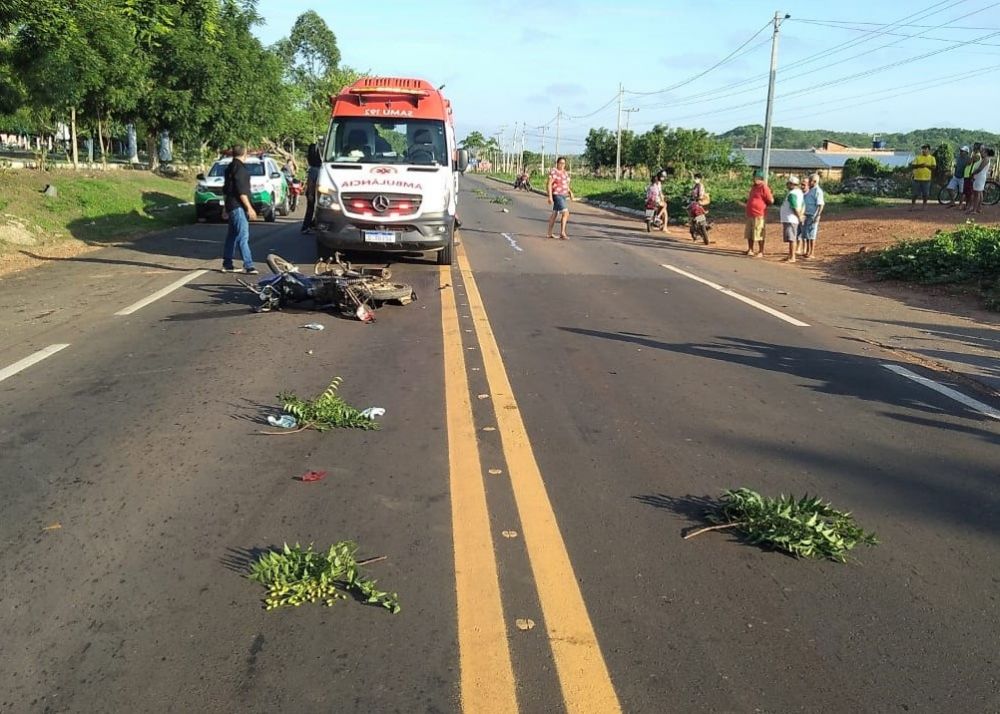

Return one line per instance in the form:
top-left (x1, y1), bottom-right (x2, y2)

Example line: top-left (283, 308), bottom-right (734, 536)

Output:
top-left (540, 125), bottom-right (546, 173)
top-left (761, 11), bottom-right (787, 180)
top-left (615, 83), bottom-right (623, 182)
top-left (555, 108), bottom-right (561, 159)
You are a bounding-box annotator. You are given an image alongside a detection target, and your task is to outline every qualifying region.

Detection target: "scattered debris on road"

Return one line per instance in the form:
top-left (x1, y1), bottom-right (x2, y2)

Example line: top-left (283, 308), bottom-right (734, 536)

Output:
top-left (267, 414), bottom-right (298, 429)
top-left (684, 488), bottom-right (878, 562)
top-left (297, 470), bottom-right (327, 483)
top-left (359, 407), bottom-right (385, 420)
top-left (42, 522), bottom-right (62, 532)
top-left (301, 323), bottom-right (325, 331)
top-left (515, 618), bottom-right (535, 631)
top-left (249, 542), bottom-right (399, 613)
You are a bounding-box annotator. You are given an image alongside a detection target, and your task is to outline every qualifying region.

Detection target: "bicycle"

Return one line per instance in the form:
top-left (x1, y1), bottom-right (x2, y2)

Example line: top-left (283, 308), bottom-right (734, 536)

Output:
top-left (937, 178), bottom-right (1000, 205)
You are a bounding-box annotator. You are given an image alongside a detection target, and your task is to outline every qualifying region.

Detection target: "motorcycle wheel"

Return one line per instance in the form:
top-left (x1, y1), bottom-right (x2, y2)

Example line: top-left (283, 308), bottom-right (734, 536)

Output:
top-left (266, 253), bottom-right (297, 275)
top-left (360, 281), bottom-right (415, 303)
top-left (645, 220), bottom-right (652, 233)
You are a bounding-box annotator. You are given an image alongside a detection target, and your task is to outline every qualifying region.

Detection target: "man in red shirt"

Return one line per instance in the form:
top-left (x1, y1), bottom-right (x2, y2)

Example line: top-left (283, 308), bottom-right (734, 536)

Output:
top-left (744, 170), bottom-right (774, 256)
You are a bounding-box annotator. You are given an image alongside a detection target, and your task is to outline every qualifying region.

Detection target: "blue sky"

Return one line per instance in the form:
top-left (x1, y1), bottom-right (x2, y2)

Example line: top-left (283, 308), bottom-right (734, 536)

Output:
top-left (253, 0), bottom-right (1000, 153)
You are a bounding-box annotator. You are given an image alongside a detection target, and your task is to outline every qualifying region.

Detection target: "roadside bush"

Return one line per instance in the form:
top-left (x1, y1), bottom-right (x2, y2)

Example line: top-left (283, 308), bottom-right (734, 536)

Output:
top-left (861, 223), bottom-right (1000, 309)
top-left (839, 194), bottom-right (880, 208)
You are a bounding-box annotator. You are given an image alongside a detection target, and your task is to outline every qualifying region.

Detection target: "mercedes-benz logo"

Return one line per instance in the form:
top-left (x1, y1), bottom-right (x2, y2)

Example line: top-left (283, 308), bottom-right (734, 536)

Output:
top-left (371, 194), bottom-right (391, 212)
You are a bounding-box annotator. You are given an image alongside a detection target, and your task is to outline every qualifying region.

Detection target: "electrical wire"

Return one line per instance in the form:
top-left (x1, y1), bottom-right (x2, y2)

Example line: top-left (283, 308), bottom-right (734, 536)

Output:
top-left (626, 2), bottom-right (998, 122)
top-left (624, 0), bottom-right (972, 116)
top-left (624, 19), bottom-right (774, 97)
top-left (562, 94), bottom-right (621, 121)
top-left (796, 20), bottom-right (1000, 45)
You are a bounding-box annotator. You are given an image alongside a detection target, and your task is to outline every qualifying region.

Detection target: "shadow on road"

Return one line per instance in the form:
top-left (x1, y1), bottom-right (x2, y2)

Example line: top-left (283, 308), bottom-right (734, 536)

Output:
top-left (557, 327), bottom-right (999, 424)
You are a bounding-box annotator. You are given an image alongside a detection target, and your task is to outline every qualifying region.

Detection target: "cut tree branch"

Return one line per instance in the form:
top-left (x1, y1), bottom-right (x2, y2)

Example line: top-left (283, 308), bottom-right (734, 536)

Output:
top-left (683, 522), bottom-right (743, 540)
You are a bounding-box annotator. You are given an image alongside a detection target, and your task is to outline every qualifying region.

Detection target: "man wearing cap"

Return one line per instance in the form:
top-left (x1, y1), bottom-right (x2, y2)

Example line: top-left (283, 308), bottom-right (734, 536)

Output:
top-left (947, 146), bottom-right (971, 209)
top-left (743, 169), bottom-right (774, 256)
top-left (779, 175), bottom-right (804, 263)
top-left (909, 144), bottom-right (936, 209)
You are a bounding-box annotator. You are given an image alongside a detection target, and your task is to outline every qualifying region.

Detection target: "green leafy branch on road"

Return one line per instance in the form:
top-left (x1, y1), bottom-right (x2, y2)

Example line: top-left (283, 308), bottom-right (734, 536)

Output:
top-left (685, 488), bottom-right (878, 562)
top-left (274, 377), bottom-right (379, 432)
top-left (249, 542), bottom-right (400, 613)
top-left (473, 187), bottom-right (510, 205)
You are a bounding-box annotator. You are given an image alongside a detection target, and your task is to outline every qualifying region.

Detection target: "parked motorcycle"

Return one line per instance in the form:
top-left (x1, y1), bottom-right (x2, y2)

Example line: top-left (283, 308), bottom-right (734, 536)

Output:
top-left (283, 170), bottom-right (303, 212)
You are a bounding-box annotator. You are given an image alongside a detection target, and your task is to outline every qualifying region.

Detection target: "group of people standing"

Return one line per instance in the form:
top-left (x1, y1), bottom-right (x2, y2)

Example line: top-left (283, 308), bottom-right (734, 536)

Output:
top-left (744, 171), bottom-right (824, 263)
top-left (942, 143), bottom-right (994, 214)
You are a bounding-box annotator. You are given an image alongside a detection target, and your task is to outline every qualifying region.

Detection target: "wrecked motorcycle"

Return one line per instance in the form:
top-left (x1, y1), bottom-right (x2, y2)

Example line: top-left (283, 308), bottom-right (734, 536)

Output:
top-left (237, 252), bottom-right (415, 322)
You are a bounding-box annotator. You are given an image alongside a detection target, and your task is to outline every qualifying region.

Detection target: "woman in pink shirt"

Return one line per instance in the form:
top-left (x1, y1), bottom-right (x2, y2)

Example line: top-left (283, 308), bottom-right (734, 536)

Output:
top-left (546, 157), bottom-right (576, 239)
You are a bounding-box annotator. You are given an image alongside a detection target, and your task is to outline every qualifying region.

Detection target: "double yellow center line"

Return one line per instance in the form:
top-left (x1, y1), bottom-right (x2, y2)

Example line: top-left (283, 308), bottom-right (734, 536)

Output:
top-left (440, 245), bottom-right (621, 713)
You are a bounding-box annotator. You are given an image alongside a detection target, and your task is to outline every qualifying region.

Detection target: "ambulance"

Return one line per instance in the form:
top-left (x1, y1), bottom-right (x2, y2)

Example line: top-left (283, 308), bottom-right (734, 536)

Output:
top-left (312, 77), bottom-right (469, 265)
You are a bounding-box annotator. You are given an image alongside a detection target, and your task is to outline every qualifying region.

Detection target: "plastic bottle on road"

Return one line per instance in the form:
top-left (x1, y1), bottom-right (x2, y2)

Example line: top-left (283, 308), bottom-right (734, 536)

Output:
top-left (301, 323), bottom-right (325, 331)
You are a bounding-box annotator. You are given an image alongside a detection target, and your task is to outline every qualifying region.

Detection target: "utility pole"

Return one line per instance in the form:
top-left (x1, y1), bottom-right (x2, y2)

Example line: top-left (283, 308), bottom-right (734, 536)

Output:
top-left (555, 108), bottom-right (561, 159)
top-left (539, 125), bottom-right (547, 172)
top-left (761, 11), bottom-right (789, 181)
top-left (497, 125), bottom-right (507, 174)
top-left (615, 83), bottom-right (624, 182)
top-left (519, 121), bottom-right (525, 174)
top-left (624, 107), bottom-right (639, 131)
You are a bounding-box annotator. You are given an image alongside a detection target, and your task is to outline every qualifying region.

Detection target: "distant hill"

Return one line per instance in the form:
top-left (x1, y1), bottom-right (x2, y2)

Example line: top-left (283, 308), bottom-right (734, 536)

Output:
top-left (718, 125), bottom-right (1000, 151)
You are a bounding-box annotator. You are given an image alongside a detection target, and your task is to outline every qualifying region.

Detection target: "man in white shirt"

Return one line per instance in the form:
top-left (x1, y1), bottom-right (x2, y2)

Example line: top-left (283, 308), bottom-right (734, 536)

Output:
top-left (779, 175), bottom-right (805, 263)
top-left (802, 173), bottom-right (826, 259)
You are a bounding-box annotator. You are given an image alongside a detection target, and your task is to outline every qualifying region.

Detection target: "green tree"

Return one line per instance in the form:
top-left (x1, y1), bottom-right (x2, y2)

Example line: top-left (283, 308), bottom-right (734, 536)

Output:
top-left (583, 127), bottom-right (616, 172)
top-left (932, 143), bottom-right (954, 183)
top-left (460, 131), bottom-right (489, 155)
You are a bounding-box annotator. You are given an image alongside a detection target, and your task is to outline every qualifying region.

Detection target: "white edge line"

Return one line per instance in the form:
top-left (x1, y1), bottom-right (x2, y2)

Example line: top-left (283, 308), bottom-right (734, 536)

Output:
top-left (0, 344), bottom-right (71, 383)
top-left (660, 263), bottom-right (810, 327)
top-left (115, 270), bottom-right (209, 316)
top-left (883, 364), bottom-right (1000, 420)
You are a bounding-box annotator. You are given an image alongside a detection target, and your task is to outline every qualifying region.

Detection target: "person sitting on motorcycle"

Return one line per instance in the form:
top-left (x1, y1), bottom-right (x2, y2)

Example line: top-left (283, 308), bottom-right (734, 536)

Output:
top-left (515, 170), bottom-right (531, 190)
top-left (687, 198), bottom-right (711, 243)
top-left (645, 170), bottom-right (668, 230)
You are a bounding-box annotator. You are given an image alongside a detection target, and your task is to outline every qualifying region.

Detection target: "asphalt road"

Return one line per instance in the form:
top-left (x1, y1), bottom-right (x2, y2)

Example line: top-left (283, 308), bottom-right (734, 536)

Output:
top-left (1, 175), bottom-right (998, 713)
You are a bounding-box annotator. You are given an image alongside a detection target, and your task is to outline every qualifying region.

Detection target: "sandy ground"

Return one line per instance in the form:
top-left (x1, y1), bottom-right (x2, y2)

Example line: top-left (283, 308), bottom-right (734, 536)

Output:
top-left (704, 201), bottom-right (997, 259)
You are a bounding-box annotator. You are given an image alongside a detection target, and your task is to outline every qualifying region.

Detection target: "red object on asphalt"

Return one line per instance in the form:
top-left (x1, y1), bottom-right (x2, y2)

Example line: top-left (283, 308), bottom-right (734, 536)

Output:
top-left (299, 470), bottom-right (327, 482)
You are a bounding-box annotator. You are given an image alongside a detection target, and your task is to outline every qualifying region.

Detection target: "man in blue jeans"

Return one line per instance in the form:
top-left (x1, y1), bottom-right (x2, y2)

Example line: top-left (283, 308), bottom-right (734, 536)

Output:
top-left (221, 144), bottom-right (258, 274)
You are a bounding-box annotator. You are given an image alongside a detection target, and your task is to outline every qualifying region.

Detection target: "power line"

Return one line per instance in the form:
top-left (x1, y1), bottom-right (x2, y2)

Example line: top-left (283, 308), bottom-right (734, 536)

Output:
top-left (562, 94), bottom-right (620, 121)
top-left (794, 17), bottom-right (1000, 30)
top-left (627, 1), bottom-right (998, 121)
top-left (776, 61), bottom-right (1000, 124)
top-left (624, 20), bottom-right (773, 97)
top-left (795, 19), bottom-right (1000, 46)
top-left (631, 24), bottom-right (1000, 130)
top-left (624, 1), bottom-right (972, 116)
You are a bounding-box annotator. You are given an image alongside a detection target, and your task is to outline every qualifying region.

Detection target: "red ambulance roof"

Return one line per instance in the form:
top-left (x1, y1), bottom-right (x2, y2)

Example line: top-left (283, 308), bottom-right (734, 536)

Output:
top-left (330, 77), bottom-right (453, 124)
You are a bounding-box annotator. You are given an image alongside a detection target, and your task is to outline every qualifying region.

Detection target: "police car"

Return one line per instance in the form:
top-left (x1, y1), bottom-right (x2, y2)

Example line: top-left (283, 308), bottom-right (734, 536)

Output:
top-left (194, 154), bottom-right (290, 222)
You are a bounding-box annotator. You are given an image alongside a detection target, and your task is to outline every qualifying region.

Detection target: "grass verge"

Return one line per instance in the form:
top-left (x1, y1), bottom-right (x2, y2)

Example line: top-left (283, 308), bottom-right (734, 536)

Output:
top-left (0, 168), bottom-right (194, 257)
top-left (860, 222), bottom-right (1000, 310)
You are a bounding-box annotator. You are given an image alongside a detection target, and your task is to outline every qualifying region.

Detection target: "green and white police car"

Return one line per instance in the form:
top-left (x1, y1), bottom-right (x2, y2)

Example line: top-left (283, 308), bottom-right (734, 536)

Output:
top-left (194, 154), bottom-right (290, 222)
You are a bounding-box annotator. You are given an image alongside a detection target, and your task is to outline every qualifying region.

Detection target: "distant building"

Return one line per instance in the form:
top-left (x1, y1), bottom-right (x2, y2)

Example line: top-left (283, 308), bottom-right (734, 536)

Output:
top-left (736, 138), bottom-right (914, 180)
